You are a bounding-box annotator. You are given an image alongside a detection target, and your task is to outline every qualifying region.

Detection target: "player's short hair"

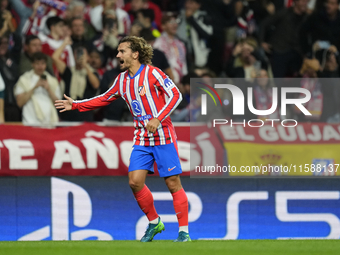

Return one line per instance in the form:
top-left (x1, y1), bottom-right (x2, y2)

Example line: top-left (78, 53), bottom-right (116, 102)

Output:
top-left (25, 35), bottom-right (40, 45)
top-left (119, 36), bottom-right (153, 65)
top-left (31, 52), bottom-right (48, 63)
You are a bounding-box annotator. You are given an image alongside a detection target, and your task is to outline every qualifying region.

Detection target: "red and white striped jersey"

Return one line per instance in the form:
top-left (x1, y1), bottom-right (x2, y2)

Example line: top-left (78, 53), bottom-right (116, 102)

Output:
top-left (72, 64), bottom-right (182, 146)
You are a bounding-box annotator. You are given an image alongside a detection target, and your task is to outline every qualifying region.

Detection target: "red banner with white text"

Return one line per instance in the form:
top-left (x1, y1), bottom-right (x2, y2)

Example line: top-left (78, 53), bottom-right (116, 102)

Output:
top-left (0, 123), bottom-right (224, 177)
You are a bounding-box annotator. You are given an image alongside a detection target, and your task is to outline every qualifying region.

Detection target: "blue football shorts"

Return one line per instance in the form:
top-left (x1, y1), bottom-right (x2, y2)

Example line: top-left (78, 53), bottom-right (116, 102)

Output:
top-left (128, 143), bottom-right (182, 177)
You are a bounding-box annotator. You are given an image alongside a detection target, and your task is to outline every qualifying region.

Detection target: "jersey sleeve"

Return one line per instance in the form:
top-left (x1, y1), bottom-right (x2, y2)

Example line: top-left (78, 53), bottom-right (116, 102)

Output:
top-left (151, 68), bottom-right (182, 122)
top-left (72, 75), bottom-right (121, 112)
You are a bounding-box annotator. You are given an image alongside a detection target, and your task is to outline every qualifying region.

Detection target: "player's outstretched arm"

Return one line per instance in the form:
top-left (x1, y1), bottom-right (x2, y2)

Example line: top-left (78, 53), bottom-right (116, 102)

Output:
top-left (54, 94), bottom-right (74, 112)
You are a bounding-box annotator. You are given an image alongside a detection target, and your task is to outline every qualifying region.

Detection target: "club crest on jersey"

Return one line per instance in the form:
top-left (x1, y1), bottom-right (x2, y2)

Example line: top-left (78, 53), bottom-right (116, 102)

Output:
top-left (138, 84), bottom-right (146, 96)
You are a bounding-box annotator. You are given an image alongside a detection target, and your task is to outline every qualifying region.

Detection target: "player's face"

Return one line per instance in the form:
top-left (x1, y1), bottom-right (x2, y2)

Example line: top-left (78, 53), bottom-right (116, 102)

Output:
top-left (116, 42), bottom-right (134, 71)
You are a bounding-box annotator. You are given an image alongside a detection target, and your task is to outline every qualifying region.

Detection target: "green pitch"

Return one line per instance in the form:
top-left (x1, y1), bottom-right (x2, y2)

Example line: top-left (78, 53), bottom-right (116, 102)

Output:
top-left (0, 240), bottom-right (340, 255)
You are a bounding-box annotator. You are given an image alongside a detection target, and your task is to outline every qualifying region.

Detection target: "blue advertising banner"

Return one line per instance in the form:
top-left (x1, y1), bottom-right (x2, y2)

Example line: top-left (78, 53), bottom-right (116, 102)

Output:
top-left (1, 177), bottom-right (340, 240)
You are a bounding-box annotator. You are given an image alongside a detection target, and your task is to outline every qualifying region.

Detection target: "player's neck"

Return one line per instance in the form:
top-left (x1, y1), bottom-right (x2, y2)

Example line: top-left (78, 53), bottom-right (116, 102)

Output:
top-left (128, 62), bottom-right (142, 77)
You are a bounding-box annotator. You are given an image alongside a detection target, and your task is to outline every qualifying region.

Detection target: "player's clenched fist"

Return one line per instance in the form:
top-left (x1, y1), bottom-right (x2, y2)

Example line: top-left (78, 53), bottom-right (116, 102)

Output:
top-left (146, 118), bottom-right (161, 134)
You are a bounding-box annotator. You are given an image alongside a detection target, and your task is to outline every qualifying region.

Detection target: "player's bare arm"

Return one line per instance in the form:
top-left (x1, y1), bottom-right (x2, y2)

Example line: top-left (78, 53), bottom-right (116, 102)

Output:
top-left (55, 94), bottom-right (74, 112)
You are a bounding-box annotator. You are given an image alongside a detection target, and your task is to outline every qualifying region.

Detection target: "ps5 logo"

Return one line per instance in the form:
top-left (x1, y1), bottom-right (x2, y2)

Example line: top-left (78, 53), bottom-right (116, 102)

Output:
top-left (18, 178), bottom-right (112, 241)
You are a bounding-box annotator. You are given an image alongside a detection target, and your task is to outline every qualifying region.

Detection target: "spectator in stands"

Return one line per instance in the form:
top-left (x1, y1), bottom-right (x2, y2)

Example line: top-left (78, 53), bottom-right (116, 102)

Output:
top-left (226, 38), bottom-right (266, 79)
top-left (70, 17), bottom-right (91, 49)
top-left (299, 0), bottom-right (340, 58)
top-left (177, 0), bottom-right (213, 69)
top-left (0, 34), bottom-right (20, 121)
top-left (147, 35), bottom-right (173, 78)
top-left (52, 37), bottom-right (100, 122)
top-left (248, 0), bottom-right (276, 25)
top-left (317, 49), bottom-right (339, 78)
top-left (0, 72), bottom-right (5, 123)
top-left (153, 14), bottom-right (187, 84)
top-left (92, 11), bottom-right (120, 69)
top-left (252, 69), bottom-right (279, 120)
top-left (65, 0), bottom-right (85, 21)
top-left (139, 28), bottom-right (174, 81)
top-left (41, 16), bottom-right (75, 69)
top-left (9, 0), bottom-right (32, 35)
top-left (171, 73), bottom-right (191, 122)
top-left (135, 9), bottom-right (160, 38)
top-left (88, 48), bottom-right (106, 79)
top-left (203, 0), bottom-right (237, 76)
top-left (316, 49), bottom-right (340, 122)
top-left (260, 0), bottom-right (309, 77)
top-left (129, 20), bottom-right (143, 37)
top-left (88, 0), bottom-right (131, 35)
top-left (124, 0), bottom-right (162, 30)
top-left (0, 0), bottom-right (16, 35)
top-left (98, 66), bottom-right (129, 122)
top-left (20, 35), bottom-right (53, 76)
top-left (235, 0), bottom-right (256, 39)
top-left (14, 52), bottom-right (60, 125)
top-left (296, 58), bottom-right (323, 121)
top-left (22, 0), bottom-right (66, 37)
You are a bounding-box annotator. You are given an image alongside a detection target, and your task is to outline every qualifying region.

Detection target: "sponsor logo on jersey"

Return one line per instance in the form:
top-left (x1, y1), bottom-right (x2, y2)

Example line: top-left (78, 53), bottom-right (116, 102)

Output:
top-left (133, 115), bottom-right (152, 121)
top-left (131, 100), bottom-right (142, 115)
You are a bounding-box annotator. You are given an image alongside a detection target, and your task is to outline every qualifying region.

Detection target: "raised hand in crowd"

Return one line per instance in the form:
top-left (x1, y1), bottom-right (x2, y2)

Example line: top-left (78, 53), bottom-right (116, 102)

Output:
top-left (2, 10), bottom-right (15, 33)
top-left (30, 0), bottom-right (42, 19)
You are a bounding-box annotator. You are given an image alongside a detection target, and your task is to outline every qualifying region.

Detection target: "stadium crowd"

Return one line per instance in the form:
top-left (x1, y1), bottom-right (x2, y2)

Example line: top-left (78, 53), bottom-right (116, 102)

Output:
top-left (0, 0), bottom-right (339, 125)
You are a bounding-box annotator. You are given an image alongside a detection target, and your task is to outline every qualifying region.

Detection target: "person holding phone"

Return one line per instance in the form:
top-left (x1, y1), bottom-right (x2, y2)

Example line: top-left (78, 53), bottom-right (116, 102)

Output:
top-left (52, 36), bottom-right (100, 122)
top-left (14, 52), bottom-right (61, 125)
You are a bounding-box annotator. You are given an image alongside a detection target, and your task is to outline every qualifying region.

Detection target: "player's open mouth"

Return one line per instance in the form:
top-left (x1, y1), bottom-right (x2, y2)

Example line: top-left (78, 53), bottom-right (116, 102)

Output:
top-left (120, 60), bottom-right (124, 65)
